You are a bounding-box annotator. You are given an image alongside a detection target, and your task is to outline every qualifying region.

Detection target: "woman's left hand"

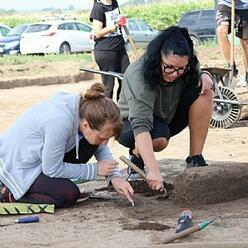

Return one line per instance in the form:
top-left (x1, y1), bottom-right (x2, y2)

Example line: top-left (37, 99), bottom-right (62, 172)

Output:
top-left (111, 177), bottom-right (134, 204)
top-left (199, 72), bottom-right (213, 95)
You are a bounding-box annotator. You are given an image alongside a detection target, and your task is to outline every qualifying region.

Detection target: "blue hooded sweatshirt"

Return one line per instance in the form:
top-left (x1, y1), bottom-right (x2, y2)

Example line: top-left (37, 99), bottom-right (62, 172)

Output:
top-left (0, 92), bottom-right (121, 200)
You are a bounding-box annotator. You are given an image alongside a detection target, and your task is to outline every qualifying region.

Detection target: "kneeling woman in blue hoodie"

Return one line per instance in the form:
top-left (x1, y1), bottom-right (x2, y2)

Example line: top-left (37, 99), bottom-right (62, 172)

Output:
top-left (0, 83), bottom-right (134, 208)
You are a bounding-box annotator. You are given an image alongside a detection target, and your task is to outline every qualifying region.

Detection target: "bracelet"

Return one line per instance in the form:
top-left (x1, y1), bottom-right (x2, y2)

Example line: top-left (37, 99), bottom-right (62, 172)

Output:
top-left (200, 70), bottom-right (214, 89)
top-left (200, 70), bottom-right (213, 81)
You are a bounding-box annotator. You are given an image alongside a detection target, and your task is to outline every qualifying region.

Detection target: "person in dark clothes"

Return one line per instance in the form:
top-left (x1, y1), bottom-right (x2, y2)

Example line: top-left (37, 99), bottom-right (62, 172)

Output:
top-left (90, 0), bottom-right (130, 100)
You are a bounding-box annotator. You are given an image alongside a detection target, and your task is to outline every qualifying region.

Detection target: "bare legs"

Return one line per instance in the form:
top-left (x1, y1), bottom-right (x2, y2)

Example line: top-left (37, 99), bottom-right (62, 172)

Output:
top-left (217, 24), bottom-right (232, 63)
top-left (240, 39), bottom-right (248, 83)
top-left (217, 23), bottom-right (248, 81)
top-left (133, 90), bottom-right (213, 158)
top-left (188, 91), bottom-right (213, 156)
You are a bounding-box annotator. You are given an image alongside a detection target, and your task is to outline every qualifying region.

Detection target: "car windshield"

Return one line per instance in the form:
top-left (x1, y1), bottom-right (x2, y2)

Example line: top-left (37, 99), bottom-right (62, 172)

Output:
top-left (26, 24), bottom-right (51, 33)
top-left (76, 23), bottom-right (92, 32)
top-left (139, 21), bottom-right (153, 31)
top-left (0, 26), bottom-right (10, 36)
top-left (8, 25), bottom-right (27, 36)
top-left (128, 20), bottom-right (140, 31)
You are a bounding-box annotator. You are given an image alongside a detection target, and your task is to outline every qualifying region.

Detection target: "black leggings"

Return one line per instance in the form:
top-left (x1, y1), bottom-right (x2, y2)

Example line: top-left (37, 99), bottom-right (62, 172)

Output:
top-left (18, 174), bottom-right (80, 208)
top-left (94, 48), bottom-right (129, 100)
top-left (3, 137), bottom-right (98, 208)
top-left (1, 174), bottom-right (79, 208)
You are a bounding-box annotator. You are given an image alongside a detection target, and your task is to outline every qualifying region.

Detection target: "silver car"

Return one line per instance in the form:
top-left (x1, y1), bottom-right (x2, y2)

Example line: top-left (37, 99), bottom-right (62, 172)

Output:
top-left (0, 24), bottom-right (11, 38)
top-left (0, 24), bottom-right (29, 55)
top-left (126, 18), bottom-right (158, 48)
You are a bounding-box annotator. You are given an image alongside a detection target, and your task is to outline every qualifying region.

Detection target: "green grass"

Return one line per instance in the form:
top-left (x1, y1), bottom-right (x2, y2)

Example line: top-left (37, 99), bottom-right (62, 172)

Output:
top-left (0, 53), bottom-right (92, 66)
top-left (122, 0), bottom-right (214, 30)
top-left (198, 39), bottom-right (218, 48)
top-left (0, 10), bottom-right (91, 28)
top-left (1, 1), bottom-right (214, 29)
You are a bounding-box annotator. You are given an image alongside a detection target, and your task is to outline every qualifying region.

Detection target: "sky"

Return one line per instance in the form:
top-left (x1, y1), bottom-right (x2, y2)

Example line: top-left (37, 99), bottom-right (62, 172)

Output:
top-left (0, 0), bottom-right (129, 11)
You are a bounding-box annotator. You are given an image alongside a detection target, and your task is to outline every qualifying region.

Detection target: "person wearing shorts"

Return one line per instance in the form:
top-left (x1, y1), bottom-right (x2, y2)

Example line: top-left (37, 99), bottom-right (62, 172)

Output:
top-left (216, 0), bottom-right (248, 84)
top-left (117, 26), bottom-right (213, 192)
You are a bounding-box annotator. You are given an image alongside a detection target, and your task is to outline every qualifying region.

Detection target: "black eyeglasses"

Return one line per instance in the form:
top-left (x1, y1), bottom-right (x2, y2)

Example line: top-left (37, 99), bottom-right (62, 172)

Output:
top-left (162, 62), bottom-right (189, 75)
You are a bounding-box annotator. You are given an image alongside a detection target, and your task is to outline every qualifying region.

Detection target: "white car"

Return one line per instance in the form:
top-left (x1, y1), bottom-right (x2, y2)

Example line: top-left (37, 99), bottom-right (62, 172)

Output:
top-left (20, 20), bottom-right (93, 55)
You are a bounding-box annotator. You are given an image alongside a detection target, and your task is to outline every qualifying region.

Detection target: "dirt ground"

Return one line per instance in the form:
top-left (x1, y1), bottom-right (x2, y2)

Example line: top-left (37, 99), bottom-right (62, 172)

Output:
top-left (1, 47), bottom-right (248, 247)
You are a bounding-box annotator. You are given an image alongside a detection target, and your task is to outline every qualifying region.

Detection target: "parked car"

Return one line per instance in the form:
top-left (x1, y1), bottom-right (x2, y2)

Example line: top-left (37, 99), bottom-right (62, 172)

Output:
top-left (0, 24), bottom-right (11, 37)
top-left (178, 8), bottom-right (216, 44)
top-left (125, 18), bottom-right (158, 48)
top-left (20, 20), bottom-right (93, 55)
top-left (0, 24), bottom-right (29, 55)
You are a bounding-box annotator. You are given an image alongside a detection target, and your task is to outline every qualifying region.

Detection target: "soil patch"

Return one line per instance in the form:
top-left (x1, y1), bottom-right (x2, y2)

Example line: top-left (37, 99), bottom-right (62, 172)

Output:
top-left (0, 60), bottom-right (96, 89)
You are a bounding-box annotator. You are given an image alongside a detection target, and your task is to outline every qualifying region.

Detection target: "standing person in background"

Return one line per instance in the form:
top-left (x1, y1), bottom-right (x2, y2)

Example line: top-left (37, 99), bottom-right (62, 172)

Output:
top-left (216, 0), bottom-right (248, 85)
top-left (0, 83), bottom-right (134, 208)
top-left (117, 26), bottom-right (213, 191)
top-left (90, 0), bottom-right (130, 100)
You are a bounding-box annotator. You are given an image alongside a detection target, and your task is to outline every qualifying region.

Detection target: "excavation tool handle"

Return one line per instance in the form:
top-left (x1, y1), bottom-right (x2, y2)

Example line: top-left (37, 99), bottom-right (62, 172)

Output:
top-left (79, 67), bottom-right (124, 81)
top-left (123, 25), bottom-right (140, 59)
top-left (15, 215), bottom-right (40, 223)
top-left (229, 0), bottom-right (236, 88)
top-left (119, 155), bottom-right (146, 179)
top-left (163, 220), bottom-right (212, 244)
top-left (163, 224), bottom-right (200, 244)
top-left (120, 155), bottom-right (169, 198)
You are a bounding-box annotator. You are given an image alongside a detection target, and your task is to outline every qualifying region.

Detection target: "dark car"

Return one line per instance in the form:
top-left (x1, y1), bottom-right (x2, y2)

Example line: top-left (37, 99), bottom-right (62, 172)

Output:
top-left (0, 24), bottom-right (29, 55)
top-left (178, 8), bottom-right (216, 44)
top-left (126, 18), bottom-right (159, 48)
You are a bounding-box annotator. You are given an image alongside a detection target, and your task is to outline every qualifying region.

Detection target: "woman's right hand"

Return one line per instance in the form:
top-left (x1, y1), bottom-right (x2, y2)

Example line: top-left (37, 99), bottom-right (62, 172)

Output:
top-left (108, 24), bottom-right (117, 33)
top-left (97, 160), bottom-right (118, 176)
top-left (146, 169), bottom-right (164, 191)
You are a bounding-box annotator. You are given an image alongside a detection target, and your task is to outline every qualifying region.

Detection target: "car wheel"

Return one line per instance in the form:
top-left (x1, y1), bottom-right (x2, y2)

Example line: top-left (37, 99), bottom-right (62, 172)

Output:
top-left (190, 35), bottom-right (200, 46)
top-left (59, 42), bottom-right (71, 54)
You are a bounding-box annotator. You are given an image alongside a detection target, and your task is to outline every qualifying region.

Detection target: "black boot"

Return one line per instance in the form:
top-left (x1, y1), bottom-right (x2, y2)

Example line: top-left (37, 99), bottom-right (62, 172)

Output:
top-left (186, 154), bottom-right (208, 168)
top-left (126, 149), bottom-right (145, 180)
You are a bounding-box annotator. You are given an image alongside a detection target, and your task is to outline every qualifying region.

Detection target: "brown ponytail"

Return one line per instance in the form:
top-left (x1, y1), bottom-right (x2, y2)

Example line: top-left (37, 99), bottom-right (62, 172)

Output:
top-left (79, 82), bottom-right (122, 139)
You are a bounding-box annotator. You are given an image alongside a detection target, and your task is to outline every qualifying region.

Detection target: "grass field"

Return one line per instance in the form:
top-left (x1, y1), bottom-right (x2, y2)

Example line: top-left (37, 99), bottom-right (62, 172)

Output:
top-left (0, 53), bottom-right (92, 66)
top-left (0, 0), bottom-right (213, 29)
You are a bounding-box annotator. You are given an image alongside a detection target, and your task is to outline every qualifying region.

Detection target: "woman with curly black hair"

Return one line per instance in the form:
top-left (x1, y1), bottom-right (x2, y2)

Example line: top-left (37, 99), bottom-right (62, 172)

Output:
top-left (118, 26), bottom-right (213, 191)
